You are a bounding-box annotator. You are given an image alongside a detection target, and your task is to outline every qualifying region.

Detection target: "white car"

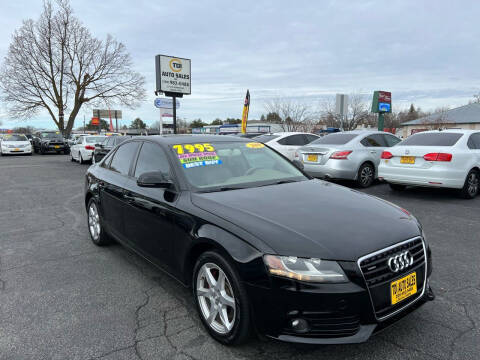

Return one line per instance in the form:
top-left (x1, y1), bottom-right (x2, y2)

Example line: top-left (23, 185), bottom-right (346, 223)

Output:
top-left (0, 134), bottom-right (32, 155)
top-left (254, 132), bottom-right (320, 160)
top-left (378, 129), bottom-right (480, 198)
top-left (70, 135), bottom-right (107, 164)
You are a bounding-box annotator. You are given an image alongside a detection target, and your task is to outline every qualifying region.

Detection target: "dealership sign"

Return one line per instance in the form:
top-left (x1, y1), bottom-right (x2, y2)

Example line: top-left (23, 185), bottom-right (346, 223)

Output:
top-left (371, 91), bottom-right (392, 113)
top-left (154, 98), bottom-right (180, 109)
top-left (155, 55), bottom-right (191, 95)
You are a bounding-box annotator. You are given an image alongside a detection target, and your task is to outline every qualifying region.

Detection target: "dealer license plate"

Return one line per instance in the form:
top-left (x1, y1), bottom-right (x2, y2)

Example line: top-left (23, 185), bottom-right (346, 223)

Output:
top-left (400, 156), bottom-right (415, 164)
top-left (14, 148), bottom-right (20, 151)
top-left (391, 272), bottom-right (417, 305)
top-left (307, 154), bottom-right (318, 162)
top-left (54, 145), bottom-right (60, 149)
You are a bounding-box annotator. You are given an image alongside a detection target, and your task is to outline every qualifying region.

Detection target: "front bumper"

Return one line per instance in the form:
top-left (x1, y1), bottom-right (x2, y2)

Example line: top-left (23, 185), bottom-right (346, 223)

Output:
top-left (303, 160), bottom-right (358, 180)
top-left (2, 147), bottom-right (32, 154)
top-left (246, 246), bottom-right (433, 344)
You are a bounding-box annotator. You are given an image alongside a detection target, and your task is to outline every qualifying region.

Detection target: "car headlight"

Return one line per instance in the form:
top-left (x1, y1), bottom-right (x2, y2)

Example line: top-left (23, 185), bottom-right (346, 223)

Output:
top-left (263, 255), bottom-right (348, 283)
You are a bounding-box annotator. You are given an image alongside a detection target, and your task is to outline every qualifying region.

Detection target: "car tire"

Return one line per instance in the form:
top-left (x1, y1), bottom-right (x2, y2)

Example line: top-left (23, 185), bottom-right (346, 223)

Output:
top-left (389, 183), bottom-right (407, 191)
top-left (79, 152), bottom-right (84, 164)
top-left (356, 163), bottom-right (375, 188)
top-left (40, 146), bottom-right (46, 155)
top-left (70, 152), bottom-right (75, 162)
top-left (459, 169), bottom-right (479, 199)
top-left (87, 198), bottom-right (111, 246)
top-left (193, 251), bottom-right (251, 345)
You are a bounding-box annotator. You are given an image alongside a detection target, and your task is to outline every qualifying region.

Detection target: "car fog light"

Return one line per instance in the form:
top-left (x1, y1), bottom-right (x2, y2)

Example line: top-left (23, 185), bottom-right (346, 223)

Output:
top-left (291, 318), bottom-right (309, 334)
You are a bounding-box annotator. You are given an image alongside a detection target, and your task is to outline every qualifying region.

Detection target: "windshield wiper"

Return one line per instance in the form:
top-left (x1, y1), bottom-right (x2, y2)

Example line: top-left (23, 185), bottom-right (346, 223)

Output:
top-left (198, 186), bottom-right (246, 193)
top-left (257, 179), bottom-right (299, 187)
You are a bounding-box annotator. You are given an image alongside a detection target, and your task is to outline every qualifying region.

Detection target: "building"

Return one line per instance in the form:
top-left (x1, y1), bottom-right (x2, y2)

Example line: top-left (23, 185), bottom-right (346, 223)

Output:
top-left (401, 103), bottom-right (480, 138)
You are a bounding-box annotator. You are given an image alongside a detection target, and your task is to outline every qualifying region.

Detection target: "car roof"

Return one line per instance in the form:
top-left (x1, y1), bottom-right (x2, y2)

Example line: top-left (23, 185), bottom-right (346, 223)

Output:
top-left (136, 135), bottom-right (250, 145)
top-left (411, 129), bottom-right (479, 135)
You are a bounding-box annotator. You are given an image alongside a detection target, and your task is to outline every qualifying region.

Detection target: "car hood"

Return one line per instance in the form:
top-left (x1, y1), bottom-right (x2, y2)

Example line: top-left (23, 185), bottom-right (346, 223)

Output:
top-left (191, 179), bottom-right (421, 261)
top-left (2, 141), bottom-right (30, 146)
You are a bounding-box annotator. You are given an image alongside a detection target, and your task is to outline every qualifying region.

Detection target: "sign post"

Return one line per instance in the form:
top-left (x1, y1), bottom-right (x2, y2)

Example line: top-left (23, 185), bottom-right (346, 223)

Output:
top-left (155, 55), bottom-right (191, 134)
top-left (93, 109), bottom-right (122, 133)
top-left (371, 91), bottom-right (392, 131)
top-left (335, 94), bottom-right (348, 130)
top-left (155, 98), bottom-right (180, 135)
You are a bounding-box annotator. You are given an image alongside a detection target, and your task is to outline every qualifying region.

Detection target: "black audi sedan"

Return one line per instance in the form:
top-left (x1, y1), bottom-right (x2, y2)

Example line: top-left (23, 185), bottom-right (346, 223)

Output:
top-left (84, 135), bottom-right (433, 345)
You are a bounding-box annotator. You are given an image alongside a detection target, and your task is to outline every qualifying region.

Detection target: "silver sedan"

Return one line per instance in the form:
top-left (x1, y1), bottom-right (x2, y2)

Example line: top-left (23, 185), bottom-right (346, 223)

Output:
top-left (296, 130), bottom-right (401, 187)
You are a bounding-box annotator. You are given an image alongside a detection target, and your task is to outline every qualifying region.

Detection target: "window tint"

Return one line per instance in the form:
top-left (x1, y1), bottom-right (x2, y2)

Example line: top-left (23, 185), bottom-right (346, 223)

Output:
top-left (467, 133), bottom-right (480, 149)
top-left (305, 134), bottom-right (319, 143)
top-left (105, 137), bottom-right (114, 147)
top-left (277, 134), bottom-right (307, 146)
top-left (399, 133), bottom-right (463, 146)
top-left (360, 134), bottom-right (387, 147)
top-left (114, 137), bottom-right (129, 146)
top-left (134, 142), bottom-right (171, 178)
top-left (383, 134), bottom-right (401, 147)
top-left (310, 133), bottom-right (358, 145)
top-left (253, 134), bottom-right (280, 143)
top-left (109, 142), bottom-right (139, 175)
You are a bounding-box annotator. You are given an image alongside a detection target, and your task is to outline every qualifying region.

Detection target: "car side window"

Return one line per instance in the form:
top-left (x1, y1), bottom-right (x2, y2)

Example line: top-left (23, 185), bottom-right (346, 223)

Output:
top-left (305, 134), bottom-right (319, 143)
top-left (361, 134), bottom-right (387, 147)
top-left (383, 134), bottom-right (401, 147)
top-left (109, 142), bottom-right (139, 176)
top-left (278, 134), bottom-right (307, 146)
top-left (467, 133), bottom-right (480, 149)
top-left (134, 142), bottom-right (171, 179)
top-left (104, 137), bottom-right (113, 147)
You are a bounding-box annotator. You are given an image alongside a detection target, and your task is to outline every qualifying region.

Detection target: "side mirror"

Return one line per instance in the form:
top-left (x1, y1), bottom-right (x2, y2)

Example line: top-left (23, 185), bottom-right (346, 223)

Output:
top-left (137, 171), bottom-right (173, 188)
top-left (292, 159), bottom-right (304, 171)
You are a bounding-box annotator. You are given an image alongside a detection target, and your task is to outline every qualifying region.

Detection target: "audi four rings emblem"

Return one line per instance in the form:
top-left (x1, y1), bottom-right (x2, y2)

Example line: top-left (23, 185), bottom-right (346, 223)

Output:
top-left (388, 251), bottom-right (414, 272)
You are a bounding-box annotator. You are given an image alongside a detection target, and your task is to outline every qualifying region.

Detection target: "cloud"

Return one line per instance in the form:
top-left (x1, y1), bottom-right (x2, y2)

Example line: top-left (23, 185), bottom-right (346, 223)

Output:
top-left (0, 0), bottom-right (479, 129)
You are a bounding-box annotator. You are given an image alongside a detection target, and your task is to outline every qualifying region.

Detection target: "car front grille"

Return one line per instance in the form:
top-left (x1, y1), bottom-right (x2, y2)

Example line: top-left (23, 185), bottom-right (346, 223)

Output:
top-left (358, 237), bottom-right (426, 320)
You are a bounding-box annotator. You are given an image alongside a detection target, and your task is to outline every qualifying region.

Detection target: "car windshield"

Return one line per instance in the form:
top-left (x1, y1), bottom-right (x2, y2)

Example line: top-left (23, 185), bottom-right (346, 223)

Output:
top-left (2, 134), bottom-right (28, 141)
top-left (86, 136), bottom-right (106, 143)
top-left (399, 132), bottom-right (463, 146)
top-left (171, 141), bottom-right (308, 191)
top-left (41, 132), bottom-right (62, 139)
top-left (253, 134), bottom-right (280, 143)
top-left (309, 133), bottom-right (358, 145)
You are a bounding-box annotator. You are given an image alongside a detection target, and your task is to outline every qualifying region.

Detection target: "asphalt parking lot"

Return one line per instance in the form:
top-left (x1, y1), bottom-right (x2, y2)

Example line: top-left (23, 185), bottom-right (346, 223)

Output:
top-left (0, 153), bottom-right (478, 360)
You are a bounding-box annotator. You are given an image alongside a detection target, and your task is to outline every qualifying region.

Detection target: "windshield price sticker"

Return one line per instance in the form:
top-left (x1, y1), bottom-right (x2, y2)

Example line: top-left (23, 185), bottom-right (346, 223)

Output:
top-left (177, 150), bottom-right (222, 169)
top-left (173, 143), bottom-right (215, 154)
top-left (246, 142), bottom-right (264, 149)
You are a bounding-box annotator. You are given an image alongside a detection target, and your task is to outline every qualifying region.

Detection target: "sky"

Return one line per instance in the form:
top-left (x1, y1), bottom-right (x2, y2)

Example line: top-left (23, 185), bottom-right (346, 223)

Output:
top-left (0, 0), bottom-right (479, 130)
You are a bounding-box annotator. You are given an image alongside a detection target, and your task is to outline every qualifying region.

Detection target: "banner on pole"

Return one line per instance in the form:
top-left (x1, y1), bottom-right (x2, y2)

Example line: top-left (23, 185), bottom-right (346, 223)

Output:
top-left (241, 90), bottom-right (250, 134)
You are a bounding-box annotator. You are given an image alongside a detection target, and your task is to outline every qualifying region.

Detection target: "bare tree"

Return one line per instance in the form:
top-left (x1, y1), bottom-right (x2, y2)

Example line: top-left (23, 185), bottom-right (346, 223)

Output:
top-left (473, 93), bottom-right (480, 103)
top-left (318, 92), bottom-right (370, 131)
top-left (0, 0), bottom-right (145, 136)
top-left (264, 98), bottom-right (313, 132)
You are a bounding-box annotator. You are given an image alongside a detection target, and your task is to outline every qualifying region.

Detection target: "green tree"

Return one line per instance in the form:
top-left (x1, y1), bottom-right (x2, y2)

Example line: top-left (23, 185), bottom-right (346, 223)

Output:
top-left (129, 117), bottom-right (146, 129)
top-left (260, 114), bottom-right (266, 122)
top-left (211, 118), bottom-right (223, 125)
top-left (266, 112), bottom-right (282, 123)
top-left (86, 119), bottom-right (108, 131)
top-left (225, 118), bottom-right (242, 124)
top-left (190, 119), bottom-right (206, 128)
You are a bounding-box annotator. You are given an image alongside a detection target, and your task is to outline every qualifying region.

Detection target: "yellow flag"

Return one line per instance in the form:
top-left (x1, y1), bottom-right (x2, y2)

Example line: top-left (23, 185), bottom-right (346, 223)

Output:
top-left (241, 90), bottom-right (250, 134)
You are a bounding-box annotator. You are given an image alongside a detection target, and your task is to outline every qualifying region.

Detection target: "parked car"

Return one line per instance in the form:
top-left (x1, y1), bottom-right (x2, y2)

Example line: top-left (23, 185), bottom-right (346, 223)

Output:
top-left (254, 132), bottom-right (320, 160)
top-left (84, 135), bottom-right (433, 345)
top-left (92, 135), bottom-right (131, 164)
top-left (33, 131), bottom-right (69, 154)
top-left (67, 134), bottom-right (88, 147)
top-left (296, 130), bottom-right (401, 187)
top-left (0, 133), bottom-right (32, 155)
top-left (379, 130), bottom-right (480, 198)
top-left (70, 135), bottom-right (107, 164)
top-left (25, 134), bottom-right (34, 145)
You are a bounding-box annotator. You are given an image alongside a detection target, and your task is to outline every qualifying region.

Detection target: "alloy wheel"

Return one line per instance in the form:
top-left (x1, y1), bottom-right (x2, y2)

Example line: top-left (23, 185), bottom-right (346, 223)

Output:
top-left (196, 262), bottom-right (236, 334)
top-left (467, 172), bottom-right (479, 197)
top-left (88, 202), bottom-right (101, 241)
top-left (361, 165), bottom-right (374, 186)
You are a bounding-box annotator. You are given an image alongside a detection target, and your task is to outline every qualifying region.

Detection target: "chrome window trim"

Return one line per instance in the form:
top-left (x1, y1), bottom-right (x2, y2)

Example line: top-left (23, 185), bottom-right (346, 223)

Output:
top-left (357, 236), bottom-right (427, 321)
